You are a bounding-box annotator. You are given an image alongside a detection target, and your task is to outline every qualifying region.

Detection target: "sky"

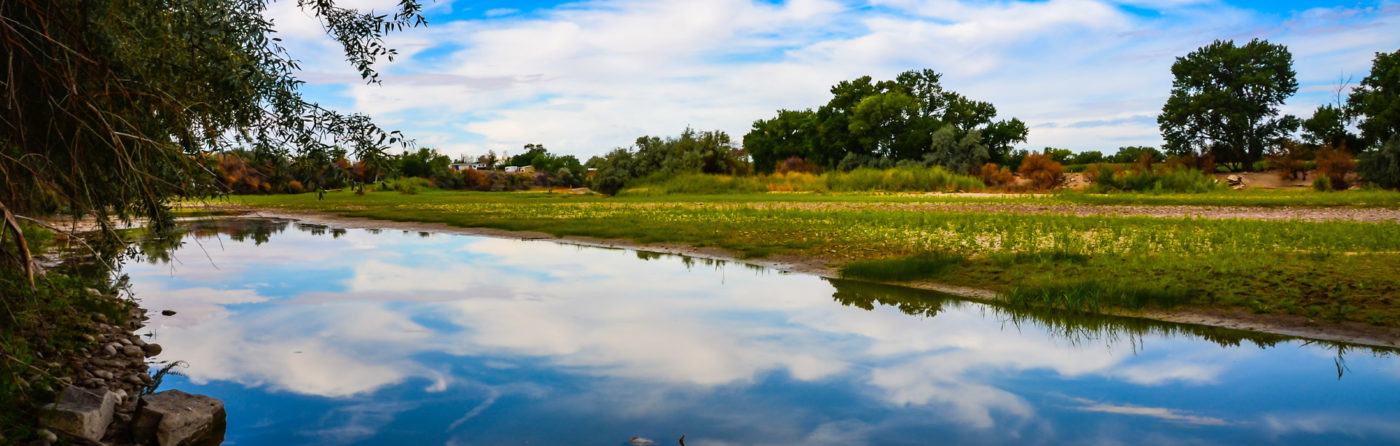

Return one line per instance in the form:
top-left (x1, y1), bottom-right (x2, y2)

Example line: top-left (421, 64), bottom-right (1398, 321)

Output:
top-left (269, 0), bottom-right (1400, 160)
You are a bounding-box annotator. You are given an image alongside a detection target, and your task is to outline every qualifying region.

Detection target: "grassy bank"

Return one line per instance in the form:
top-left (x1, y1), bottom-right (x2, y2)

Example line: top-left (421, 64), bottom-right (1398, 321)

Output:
top-left (227, 188), bottom-right (1400, 328)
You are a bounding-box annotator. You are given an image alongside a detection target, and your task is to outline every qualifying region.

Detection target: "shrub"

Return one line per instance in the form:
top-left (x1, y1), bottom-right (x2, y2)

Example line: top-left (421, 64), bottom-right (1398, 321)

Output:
top-left (1358, 138), bottom-right (1400, 189)
top-left (825, 166), bottom-right (984, 192)
top-left (1315, 147), bottom-right (1355, 190)
top-left (976, 163), bottom-right (1016, 188)
top-left (1017, 153), bottom-right (1064, 190)
top-left (776, 157), bottom-right (821, 174)
top-left (1085, 165), bottom-right (1220, 194)
top-left (285, 180), bottom-right (305, 194)
top-left (1313, 177), bottom-right (1333, 192)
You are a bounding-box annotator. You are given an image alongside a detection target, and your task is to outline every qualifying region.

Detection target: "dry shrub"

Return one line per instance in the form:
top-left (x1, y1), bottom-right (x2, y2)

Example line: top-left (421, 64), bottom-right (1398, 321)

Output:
top-left (977, 163), bottom-right (1016, 188)
top-left (1132, 152), bottom-right (1156, 174)
top-left (776, 156), bottom-right (822, 174)
top-left (1268, 141), bottom-right (1312, 181)
top-left (1017, 153), bottom-right (1064, 190)
top-left (462, 169), bottom-right (492, 191)
top-left (1316, 147), bottom-right (1356, 190)
top-left (285, 180), bottom-right (305, 194)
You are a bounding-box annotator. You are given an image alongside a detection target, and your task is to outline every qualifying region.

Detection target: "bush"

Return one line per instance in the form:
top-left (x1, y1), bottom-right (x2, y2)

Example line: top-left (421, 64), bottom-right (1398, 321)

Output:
top-left (977, 163), bottom-right (1016, 188)
top-left (1086, 165), bottom-right (1221, 194)
top-left (1315, 147), bottom-right (1355, 190)
top-left (1313, 177), bottom-right (1333, 192)
top-left (1358, 138), bottom-right (1400, 189)
top-left (1017, 153), bottom-right (1064, 190)
top-left (825, 166), bottom-right (984, 192)
top-left (776, 157), bottom-right (821, 174)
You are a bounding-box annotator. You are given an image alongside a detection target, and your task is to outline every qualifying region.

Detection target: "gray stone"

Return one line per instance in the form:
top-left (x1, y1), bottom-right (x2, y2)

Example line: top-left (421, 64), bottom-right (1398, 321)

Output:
top-left (102, 344), bottom-right (118, 357)
top-left (143, 343), bottom-right (163, 356)
top-left (41, 386), bottom-right (117, 442)
top-left (122, 345), bottom-right (144, 358)
top-left (118, 337), bottom-right (133, 346)
top-left (133, 390), bottom-right (226, 446)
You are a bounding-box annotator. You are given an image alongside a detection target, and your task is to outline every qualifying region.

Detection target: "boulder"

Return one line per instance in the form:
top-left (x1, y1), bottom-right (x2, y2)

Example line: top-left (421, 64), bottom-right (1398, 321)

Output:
top-left (1225, 174), bottom-right (1246, 190)
top-left (143, 343), bottom-right (163, 356)
top-left (41, 386), bottom-right (118, 442)
top-left (133, 390), bottom-right (226, 446)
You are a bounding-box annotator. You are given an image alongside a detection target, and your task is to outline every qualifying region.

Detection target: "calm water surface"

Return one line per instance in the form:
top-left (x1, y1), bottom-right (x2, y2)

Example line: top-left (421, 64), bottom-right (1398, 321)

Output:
top-left (124, 218), bottom-right (1400, 445)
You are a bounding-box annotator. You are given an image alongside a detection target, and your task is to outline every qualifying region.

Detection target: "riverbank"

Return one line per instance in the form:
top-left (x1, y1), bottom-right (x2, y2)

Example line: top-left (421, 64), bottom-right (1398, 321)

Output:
top-left (221, 200), bottom-right (1400, 349)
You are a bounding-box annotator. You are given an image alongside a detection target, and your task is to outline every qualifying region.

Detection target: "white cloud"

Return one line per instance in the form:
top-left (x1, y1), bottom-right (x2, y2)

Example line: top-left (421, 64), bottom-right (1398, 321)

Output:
top-left (263, 1), bottom-right (1400, 158)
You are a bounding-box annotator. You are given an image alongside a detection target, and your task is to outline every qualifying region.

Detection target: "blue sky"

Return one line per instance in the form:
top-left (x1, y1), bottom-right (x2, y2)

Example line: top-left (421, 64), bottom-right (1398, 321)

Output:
top-left (271, 0), bottom-right (1400, 159)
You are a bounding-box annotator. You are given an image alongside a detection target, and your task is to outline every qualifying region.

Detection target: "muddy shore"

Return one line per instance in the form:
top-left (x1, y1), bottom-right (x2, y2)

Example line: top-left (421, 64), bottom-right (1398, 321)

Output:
top-left (228, 207), bottom-right (1400, 349)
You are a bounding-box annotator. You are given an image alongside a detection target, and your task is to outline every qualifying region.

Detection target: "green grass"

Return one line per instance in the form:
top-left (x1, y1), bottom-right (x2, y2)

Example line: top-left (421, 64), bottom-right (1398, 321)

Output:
top-left (223, 187), bottom-right (1400, 327)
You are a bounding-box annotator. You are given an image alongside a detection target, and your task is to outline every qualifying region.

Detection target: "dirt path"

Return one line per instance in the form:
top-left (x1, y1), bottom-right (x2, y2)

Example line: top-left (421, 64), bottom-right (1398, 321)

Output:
top-left (234, 207), bottom-right (1400, 350)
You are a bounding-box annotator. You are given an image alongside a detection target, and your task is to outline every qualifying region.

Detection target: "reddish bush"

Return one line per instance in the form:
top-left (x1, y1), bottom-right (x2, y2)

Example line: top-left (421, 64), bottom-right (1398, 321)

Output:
top-left (1017, 153), bottom-right (1065, 190)
top-left (976, 163), bottom-right (1016, 188)
top-left (776, 156), bottom-right (821, 174)
top-left (461, 169), bottom-right (492, 191)
top-left (1316, 147), bottom-right (1356, 190)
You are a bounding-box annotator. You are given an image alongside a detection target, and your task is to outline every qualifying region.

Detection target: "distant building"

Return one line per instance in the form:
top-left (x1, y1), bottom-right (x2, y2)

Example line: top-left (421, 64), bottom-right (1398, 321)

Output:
top-left (450, 163), bottom-right (490, 171)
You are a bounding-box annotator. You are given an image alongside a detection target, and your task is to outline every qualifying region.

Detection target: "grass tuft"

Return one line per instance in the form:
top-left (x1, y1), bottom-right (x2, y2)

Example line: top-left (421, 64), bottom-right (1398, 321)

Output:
top-left (840, 252), bottom-right (965, 282)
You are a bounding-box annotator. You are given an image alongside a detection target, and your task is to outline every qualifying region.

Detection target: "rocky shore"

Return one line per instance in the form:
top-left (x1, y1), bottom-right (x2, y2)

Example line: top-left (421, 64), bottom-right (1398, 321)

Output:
top-left (34, 292), bottom-right (224, 446)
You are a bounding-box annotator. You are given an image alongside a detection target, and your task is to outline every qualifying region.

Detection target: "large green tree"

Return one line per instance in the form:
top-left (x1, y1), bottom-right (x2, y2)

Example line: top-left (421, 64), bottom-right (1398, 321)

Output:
top-left (0, 0), bottom-right (425, 275)
top-left (744, 69), bottom-right (1027, 173)
top-left (1349, 49), bottom-right (1400, 149)
top-left (1158, 39), bottom-right (1299, 169)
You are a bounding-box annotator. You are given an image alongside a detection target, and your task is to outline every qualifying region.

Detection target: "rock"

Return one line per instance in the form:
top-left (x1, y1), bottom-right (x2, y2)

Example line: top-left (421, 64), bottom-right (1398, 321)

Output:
top-left (102, 344), bottom-right (118, 357)
top-left (41, 386), bottom-right (118, 442)
top-left (1224, 174), bottom-right (1246, 190)
top-left (37, 428), bottom-right (58, 443)
top-left (133, 390), bottom-right (226, 446)
top-left (94, 370), bottom-right (114, 380)
top-left (143, 343), bottom-right (163, 356)
top-left (122, 345), bottom-right (144, 358)
top-left (118, 337), bottom-right (133, 346)
top-left (161, 310), bottom-right (177, 316)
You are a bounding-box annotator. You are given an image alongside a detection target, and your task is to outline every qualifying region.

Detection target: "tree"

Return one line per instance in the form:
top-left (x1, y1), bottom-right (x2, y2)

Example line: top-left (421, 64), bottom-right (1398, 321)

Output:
top-left (743, 69), bottom-right (1027, 173)
top-left (923, 127), bottom-right (988, 174)
top-left (1301, 105), bottom-right (1361, 150)
top-left (1158, 39), bottom-right (1299, 169)
top-left (1349, 50), bottom-right (1400, 150)
top-left (1110, 146), bottom-right (1164, 163)
top-left (1, 0), bottom-right (425, 277)
top-left (1359, 137), bottom-right (1400, 189)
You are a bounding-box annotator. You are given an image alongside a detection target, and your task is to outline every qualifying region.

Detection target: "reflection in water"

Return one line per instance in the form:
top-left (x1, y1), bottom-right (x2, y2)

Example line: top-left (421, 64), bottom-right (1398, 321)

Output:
top-left (123, 218), bottom-right (1400, 445)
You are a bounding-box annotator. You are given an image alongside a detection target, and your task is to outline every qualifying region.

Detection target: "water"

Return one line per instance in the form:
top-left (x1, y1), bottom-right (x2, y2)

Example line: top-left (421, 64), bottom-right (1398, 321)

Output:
top-left (123, 218), bottom-right (1400, 445)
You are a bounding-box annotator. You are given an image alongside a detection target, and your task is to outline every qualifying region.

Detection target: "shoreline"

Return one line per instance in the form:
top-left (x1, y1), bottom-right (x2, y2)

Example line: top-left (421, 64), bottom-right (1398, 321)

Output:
top-left (230, 206), bottom-right (1400, 350)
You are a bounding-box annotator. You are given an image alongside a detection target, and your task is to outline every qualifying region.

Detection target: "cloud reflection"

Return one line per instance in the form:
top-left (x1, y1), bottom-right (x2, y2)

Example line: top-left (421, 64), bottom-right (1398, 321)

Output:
top-left (126, 219), bottom-right (1399, 443)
